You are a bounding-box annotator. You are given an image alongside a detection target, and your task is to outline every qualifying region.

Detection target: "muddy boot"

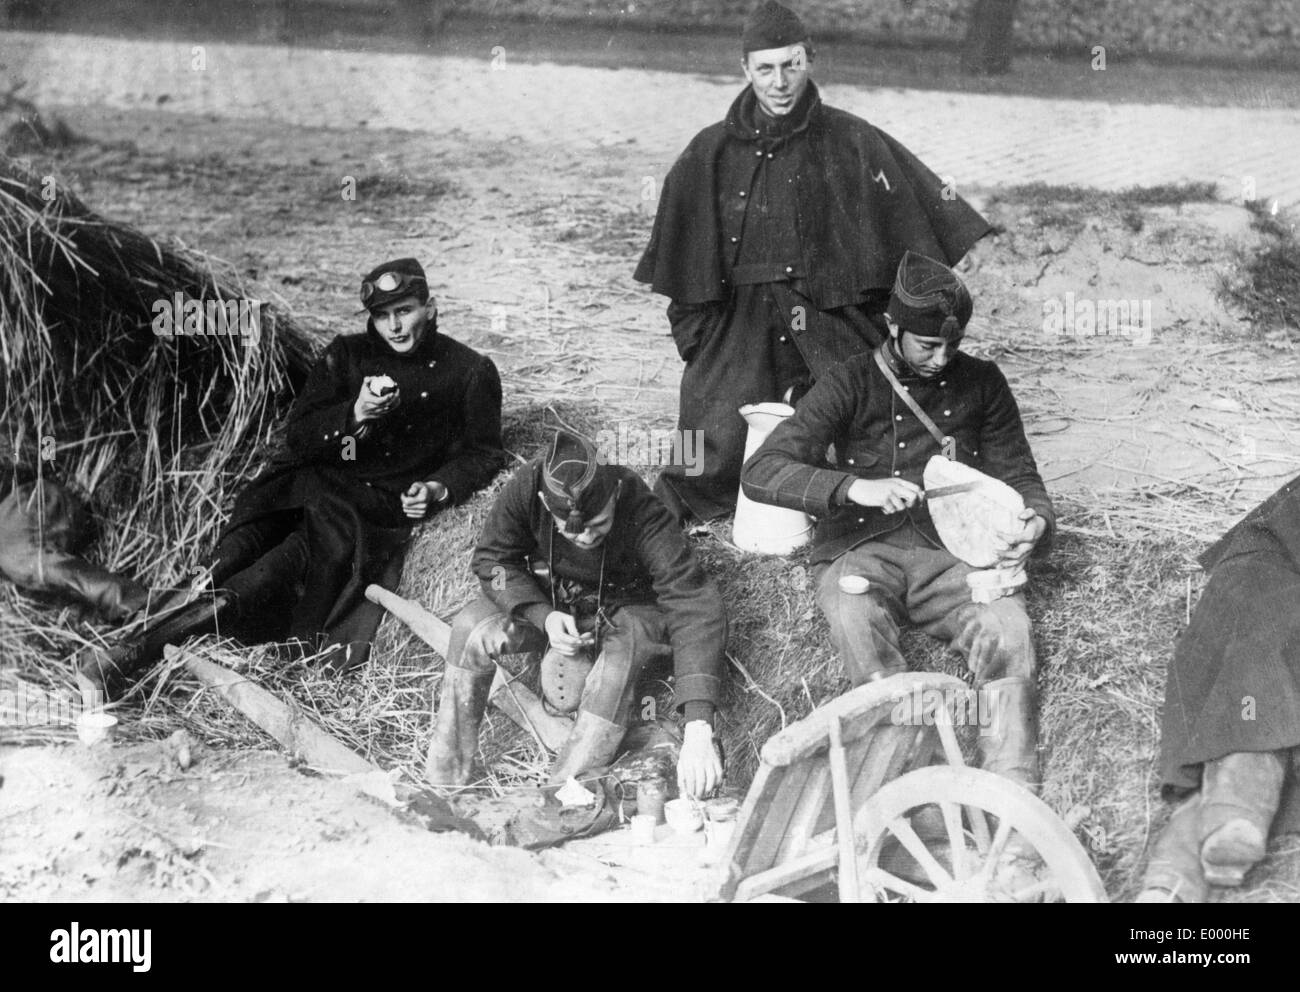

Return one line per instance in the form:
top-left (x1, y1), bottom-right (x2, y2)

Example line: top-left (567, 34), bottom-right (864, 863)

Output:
top-left (548, 710), bottom-right (628, 785)
top-left (76, 591), bottom-right (238, 703)
top-left (424, 666), bottom-right (492, 787)
top-left (1136, 796), bottom-right (1206, 903)
top-left (1199, 750), bottom-right (1286, 887)
top-left (975, 677), bottom-right (1040, 793)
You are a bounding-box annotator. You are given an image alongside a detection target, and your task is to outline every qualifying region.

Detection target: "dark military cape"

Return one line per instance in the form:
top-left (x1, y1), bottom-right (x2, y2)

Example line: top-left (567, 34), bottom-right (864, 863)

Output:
top-left (634, 83), bottom-right (992, 310)
top-left (1157, 473), bottom-right (1300, 833)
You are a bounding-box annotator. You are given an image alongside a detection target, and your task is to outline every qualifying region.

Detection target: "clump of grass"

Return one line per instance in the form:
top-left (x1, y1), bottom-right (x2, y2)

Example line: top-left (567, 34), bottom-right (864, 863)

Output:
top-left (1218, 199), bottom-right (1300, 336)
top-left (997, 181), bottom-right (1221, 210)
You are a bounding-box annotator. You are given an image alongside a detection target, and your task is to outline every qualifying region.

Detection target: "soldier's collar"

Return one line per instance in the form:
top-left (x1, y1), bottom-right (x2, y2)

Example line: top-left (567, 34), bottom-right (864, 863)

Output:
top-left (728, 81), bottom-right (821, 142)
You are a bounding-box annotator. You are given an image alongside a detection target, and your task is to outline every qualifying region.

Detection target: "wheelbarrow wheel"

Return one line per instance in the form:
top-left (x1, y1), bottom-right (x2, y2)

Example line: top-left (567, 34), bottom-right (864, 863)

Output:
top-left (856, 764), bottom-right (1107, 903)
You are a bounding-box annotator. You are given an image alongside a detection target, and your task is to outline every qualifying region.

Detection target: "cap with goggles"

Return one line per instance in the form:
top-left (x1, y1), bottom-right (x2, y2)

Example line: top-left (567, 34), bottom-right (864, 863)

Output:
top-left (359, 258), bottom-right (429, 310)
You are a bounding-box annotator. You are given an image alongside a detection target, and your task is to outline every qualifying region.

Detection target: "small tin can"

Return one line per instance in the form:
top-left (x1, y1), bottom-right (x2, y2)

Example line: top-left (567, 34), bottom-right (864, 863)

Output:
top-left (637, 778), bottom-right (668, 824)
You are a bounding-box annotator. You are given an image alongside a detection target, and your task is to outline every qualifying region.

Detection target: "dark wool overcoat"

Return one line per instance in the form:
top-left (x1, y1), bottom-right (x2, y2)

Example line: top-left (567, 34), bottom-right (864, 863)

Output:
top-left (221, 321), bottom-right (505, 670)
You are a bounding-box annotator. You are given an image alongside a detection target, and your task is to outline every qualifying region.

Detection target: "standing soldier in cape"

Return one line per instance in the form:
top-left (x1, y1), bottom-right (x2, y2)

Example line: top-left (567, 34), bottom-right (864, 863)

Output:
top-left (635, 0), bottom-right (992, 522)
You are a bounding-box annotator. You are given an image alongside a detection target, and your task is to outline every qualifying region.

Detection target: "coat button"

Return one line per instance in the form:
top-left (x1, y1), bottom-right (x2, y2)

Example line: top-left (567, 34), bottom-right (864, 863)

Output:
top-left (944, 410), bottom-right (952, 416)
top-left (421, 391), bottom-right (429, 398)
top-left (739, 191), bottom-right (747, 197)
top-left (857, 518), bottom-right (865, 524)
top-left (847, 458), bottom-right (855, 465)
top-left (730, 236), bottom-right (738, 243)
top-left (895, 414), bottom-right (903, 421)
top-left (785, 266), bottom-right (793, 274)
top-left (767, 152), bottom-right (774, 159)
top-left (940, 381), bottom-right (947, 387)
top-left (893, 470), bottom-right (901, 476)
top-left (755, 150), bottom-right (762, 157)
top-left (898, 442), bottom-right (906, 448)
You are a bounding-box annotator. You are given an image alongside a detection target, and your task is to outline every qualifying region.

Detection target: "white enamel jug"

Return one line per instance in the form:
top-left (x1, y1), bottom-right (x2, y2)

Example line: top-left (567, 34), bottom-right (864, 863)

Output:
top-left (732, 402), bottom-right (814, 554)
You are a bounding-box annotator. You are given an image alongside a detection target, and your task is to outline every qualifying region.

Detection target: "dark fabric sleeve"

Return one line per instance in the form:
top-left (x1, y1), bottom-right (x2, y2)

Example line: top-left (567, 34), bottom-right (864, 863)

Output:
top-left (740, 363), bottom-right (859, 517)
top-left (283, 339), bottom-right (363, 463)
top-left (665, 300), bottom-right (725, 363)
top-left (426, 356), bottom-right (506, 506)
top-left (627, 493), bottom-right (727, 711)
top-left (979, 365), bottom-right (1056, 555)
top-left (470, 464), bottom-right (552, 626)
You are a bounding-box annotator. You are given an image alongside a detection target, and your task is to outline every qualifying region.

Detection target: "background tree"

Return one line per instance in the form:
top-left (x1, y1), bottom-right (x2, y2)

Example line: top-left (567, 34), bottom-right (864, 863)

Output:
top-left (961, 0), bottom-right (1020, 76)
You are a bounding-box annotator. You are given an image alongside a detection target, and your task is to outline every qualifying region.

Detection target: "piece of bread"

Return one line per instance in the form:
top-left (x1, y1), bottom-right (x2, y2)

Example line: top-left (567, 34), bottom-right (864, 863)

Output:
top-left (923, 456), bottom-right (1025, 567)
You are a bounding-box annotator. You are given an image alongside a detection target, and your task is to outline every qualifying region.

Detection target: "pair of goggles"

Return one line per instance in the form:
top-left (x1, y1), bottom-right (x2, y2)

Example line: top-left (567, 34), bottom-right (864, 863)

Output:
top-left (359, 270), bottom-right (426, 304)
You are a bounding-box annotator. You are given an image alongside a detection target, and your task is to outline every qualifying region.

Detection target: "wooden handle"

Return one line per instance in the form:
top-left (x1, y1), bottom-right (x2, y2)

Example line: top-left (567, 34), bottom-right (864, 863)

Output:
top-left (365, 584), bottom-right (452, 657)
top-left (175, 648), bottom-right (376, 776)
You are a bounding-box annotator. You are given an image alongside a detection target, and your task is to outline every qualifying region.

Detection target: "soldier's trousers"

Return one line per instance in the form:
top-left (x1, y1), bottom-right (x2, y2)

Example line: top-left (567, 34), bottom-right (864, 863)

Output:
top-left (812, 524), bottom-right (1035, 686)
top-left (446, 595), bottom-right (673, 725)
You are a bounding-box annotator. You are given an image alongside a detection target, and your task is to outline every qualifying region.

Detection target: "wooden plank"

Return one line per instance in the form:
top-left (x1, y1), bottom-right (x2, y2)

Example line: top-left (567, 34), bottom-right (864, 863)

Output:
top-left (489, 665), bottom-right (572, 751)
top-left (761, 673), bottom-right (966, 768)
top-left (734, 845), bottom-right (838, 902)
top-left (828, 716), bottom-right (861, 903)
top-left (174, 647), bottom-right (375, 776)
top-left (365, 583), bottom-right (450, 657)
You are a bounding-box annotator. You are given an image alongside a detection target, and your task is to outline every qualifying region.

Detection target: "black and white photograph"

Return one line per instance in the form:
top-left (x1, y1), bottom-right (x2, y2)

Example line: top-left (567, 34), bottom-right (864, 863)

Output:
top-left (1, 0), bottom-right (1298, 933)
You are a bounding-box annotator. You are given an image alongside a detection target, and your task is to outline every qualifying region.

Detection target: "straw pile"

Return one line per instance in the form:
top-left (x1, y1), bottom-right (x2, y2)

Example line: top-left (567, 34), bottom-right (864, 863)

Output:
top-left (0, 155), bottom-right (314, 585)
top-left (0, 153), bottom-right (316, 720)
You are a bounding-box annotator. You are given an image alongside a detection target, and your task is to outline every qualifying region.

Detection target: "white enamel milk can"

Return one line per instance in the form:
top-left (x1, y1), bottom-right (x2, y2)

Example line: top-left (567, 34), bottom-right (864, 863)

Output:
top-left (732, 402), bottom-right (814, 554)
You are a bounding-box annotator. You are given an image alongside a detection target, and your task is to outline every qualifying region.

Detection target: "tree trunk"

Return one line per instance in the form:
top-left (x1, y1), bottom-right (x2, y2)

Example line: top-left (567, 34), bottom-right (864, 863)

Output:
top-left (961, 0), bottom-right (1019, 76)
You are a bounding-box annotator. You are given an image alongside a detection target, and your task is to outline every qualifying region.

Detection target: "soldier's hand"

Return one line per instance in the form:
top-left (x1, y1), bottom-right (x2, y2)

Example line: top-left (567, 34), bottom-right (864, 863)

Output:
top-left (677, 720), bottom-right (723, 800)
top-left (401, 482), bottom-right (429, 519)
top-left (353, 377), bottom-right (400, 423)
top-left (544, 611), bottom-right (593, 656)
top-left (846, 477), bottom-right (922, 514)
top-left (994, 509), bottom-right (1046, 566)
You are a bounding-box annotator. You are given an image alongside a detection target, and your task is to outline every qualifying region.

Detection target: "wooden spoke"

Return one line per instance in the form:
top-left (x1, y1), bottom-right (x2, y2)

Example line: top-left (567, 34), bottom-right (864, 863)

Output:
top-left (885, 817), bottom-right (953, 888)
top-left (938, 801), bottom-right (969, 880)
top-left (862, 867), bottom-right (936, 903)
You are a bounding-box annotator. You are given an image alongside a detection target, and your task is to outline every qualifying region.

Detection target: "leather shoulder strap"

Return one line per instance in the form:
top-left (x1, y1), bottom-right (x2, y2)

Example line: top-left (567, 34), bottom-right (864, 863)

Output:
top-left (873, 347), bottom-right (956, 460)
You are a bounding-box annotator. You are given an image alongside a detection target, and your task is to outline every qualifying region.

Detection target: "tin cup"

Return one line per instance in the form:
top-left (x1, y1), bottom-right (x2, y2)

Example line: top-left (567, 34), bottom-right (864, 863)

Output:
top-left (637, 778), bottom-right (668, 825)
top-left (76, 712), bottom-right (117, 747)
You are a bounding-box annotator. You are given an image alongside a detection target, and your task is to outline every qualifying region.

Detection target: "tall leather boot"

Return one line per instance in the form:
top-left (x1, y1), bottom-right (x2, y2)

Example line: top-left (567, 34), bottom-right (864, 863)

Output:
top-left (548, 710), bottom-right (628, 785)
top-left (1199, 750), bottom-right (1286, 886)
top-left (975, 676), bottom-right (1040, 793)
top-left (424, 666), bottom-right (493, 787)
top-left (1136, 797), bottom-right (1206, 903)
top-left (77, 591), bottom-right (238, 703)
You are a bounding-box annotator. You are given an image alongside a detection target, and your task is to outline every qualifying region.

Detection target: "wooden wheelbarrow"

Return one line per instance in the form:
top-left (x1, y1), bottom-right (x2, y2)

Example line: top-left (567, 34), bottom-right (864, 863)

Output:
top-left (711, 672), bottom-right (1107, 903)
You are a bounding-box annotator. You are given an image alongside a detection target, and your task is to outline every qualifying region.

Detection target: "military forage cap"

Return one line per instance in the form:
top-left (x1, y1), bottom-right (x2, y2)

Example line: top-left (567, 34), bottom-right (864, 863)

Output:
top-left (742, 1), bottom-right (810, 54)
top-left (887, 250), bottom-right (973, 341)
top-left (541, 430), bottom-right (620, 535)
top-left (359, 257), bottom-right (429, 310)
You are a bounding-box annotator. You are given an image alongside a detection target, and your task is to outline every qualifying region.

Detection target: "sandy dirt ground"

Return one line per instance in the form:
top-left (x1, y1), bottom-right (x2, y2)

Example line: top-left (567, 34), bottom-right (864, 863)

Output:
top-left (3, 29), bottom-right (1300, 902)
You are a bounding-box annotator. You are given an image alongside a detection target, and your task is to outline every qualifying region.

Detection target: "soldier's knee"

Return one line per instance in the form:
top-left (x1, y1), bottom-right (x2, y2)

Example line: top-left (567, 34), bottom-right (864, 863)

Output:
top-left (447, 601), bottom-right (510, 676)
top-left (956, 600), bottom-right (1035, 681)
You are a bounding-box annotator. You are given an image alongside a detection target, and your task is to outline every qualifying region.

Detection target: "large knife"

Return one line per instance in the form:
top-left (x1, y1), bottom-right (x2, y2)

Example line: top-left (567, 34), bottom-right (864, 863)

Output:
top-left (922, 480), bottom-right (985, 500)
